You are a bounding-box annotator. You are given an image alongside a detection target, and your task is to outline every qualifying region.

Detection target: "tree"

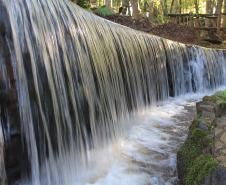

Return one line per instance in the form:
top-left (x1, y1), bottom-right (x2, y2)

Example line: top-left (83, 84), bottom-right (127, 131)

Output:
top-left (160, 0), bottom-right (168, 15)
top-left (105, 0), bottom-right (112, 7)
top-left (216, 0), bottom-right (223, 33)
top-left (131, 0), bottom-right (140, 18)
top-left (149, 0), bottom-right (154, 14)
top-left (194, 0), bottom-right (199, 14)
top-left (222, 0), bottom-right (226, 27)
top-left (206, 0), bottom-right (213, 27)
top-left (170, 0), bottom-right (175, 13)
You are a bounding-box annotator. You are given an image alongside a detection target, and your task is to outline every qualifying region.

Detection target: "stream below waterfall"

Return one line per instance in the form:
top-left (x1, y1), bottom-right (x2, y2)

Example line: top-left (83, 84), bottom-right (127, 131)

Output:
top-left (57, 88), bottom-right (225, 185)
top-left (81, 96), bottom-right (196, 185)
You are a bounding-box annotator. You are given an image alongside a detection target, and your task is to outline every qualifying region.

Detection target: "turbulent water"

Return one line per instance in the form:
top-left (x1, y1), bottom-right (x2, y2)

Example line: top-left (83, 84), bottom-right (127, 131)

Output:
top-left (0, 0), bottom-right (226, 185)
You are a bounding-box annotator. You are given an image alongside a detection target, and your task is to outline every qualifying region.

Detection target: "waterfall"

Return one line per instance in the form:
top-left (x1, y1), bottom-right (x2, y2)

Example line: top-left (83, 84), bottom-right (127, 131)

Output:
top-left (0, 0), bottom-right (226, 184)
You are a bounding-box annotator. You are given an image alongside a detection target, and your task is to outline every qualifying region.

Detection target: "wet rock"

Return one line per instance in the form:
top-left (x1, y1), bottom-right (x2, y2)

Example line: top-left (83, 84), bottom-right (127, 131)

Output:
top-left (196, 102), bottom-right (216, 113)
top-left (203, 166), bottom-right (226, 185)
top-left (199, 122), bottom-right (209, 131)
top-left (201, 111), bottom-right (216, 122)
top-left (0, 24), bottom-right (5, 36)
top-left (0, 2), bottom-right (10, 37)
top-left (196, 101), bottom-right (221, 117)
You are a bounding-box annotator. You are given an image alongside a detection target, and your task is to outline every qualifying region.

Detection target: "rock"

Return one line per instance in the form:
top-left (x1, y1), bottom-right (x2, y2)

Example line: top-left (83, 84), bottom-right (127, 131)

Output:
top-left (0, 1), bottom-right (12, 38)
top-left (201, 111), bottom-right (216, 122)
top-left (215, 141), bottom-right (224, 151)
top-left (178, 94), bottom-right (226, 185)
top-left (0, 24), bottom-right (5, 36)
top-left (216, 156), bottom-right (226, 166)
top-left (203, 166), bottom-right (226, 185)
top-left (220, 149), bottom-right (226, 155)
top-left (196, 102), bottom-right (216, 114)
top-left (220, 132), bottom-right (226, 145)
top-left (199, 122), bottom-right (209, 131)
top-left (218, 117), bottom-right (226, 127)
top-left (215, 127), bottom-right (222, 137)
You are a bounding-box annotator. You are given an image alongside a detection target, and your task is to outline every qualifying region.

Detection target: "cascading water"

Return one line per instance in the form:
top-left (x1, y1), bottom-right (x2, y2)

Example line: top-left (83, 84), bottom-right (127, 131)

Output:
top-left (0, 0), bottom-right (226, 184)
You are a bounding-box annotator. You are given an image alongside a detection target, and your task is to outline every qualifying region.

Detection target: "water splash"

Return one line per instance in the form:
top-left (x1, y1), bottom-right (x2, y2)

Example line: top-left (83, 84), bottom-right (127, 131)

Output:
top-left (0, 0), bottom-right (225, 184)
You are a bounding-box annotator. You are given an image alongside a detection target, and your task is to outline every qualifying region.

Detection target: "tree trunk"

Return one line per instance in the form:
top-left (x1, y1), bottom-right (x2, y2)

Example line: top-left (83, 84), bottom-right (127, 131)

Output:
top-left (206, 0), bottom-right (213, 27)
top-left (131, 0), bottom-right (140, 18)
top-left (216, 0), bottom-right (223, 33)
top-left (179, 0), bottom-right (182, 14)
top-left (206, 0), bottom-right (212, 14)
top-left (222, 0), bottom-right (226, 27)
top-left (160, 0), bottom-right (168, 15)
top-left (194, 0), bottom-right (200, 27)
top-left (105, 0), bottom-right (112, 8)
top-left (122, 0), bottom-right (129, 15)
top-left (170, 0), bottom-right (175, 13)
top-left (149, 0), bottom-right (154, 14)
top-left (194, 0), bottom-right (199, 14)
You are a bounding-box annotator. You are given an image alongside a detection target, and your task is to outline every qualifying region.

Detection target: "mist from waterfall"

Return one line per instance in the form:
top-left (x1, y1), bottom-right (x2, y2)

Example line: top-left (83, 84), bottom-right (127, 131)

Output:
top-left (0, 0), bottom-right (226, 184)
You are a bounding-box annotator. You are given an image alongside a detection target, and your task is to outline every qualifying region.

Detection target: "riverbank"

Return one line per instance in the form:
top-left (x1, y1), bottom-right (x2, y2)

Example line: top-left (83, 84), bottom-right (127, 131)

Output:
top-left (177, 91), bottom-right (226, 185)
top-left (93, 8), bottom-right (226, 49)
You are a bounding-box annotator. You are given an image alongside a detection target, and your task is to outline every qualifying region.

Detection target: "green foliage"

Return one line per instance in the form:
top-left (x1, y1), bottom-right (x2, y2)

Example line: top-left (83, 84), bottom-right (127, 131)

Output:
top-left (178, 115), bottom-right (218, 185)
top-left (78, 0), bottom-right (90, 9)
top-left (94, 5), bottom-right (115, 16)
top-left (185, 155), bottom-right (218, 185)
top-left (178, 118), bottom-right (209, 170)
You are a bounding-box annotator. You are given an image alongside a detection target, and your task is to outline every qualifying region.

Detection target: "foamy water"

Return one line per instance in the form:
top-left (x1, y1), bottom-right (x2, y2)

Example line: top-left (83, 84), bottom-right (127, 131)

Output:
top-left (80, 88), bottom-right (226, 185)
top-left (82, 97), bottom-right (195, 185)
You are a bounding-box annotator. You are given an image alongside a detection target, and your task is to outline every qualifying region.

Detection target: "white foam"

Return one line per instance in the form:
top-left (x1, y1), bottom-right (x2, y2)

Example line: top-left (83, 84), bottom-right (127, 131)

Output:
top-left (81, 87), bottom-right (226, 185)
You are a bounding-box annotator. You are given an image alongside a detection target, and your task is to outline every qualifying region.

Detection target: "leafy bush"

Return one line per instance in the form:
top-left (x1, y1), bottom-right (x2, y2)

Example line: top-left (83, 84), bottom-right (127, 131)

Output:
top-left (94, 5), bottom-right (115, 16)
top-left (78, 0), bottom-right (90, 9)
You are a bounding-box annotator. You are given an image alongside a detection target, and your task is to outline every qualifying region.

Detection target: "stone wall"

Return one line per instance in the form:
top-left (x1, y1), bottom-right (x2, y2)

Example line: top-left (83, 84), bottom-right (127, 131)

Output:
top-left (177, 91), bottom-right (226, 185)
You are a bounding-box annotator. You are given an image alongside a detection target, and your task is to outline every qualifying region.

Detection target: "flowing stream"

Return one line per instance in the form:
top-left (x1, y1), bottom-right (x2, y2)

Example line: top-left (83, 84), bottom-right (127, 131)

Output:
top-left (80, 96), bottom-right (197, 185)
top-left (73, 91), bottom-right (223, 185)
top-left (0, 0), bottom-right (226, 185)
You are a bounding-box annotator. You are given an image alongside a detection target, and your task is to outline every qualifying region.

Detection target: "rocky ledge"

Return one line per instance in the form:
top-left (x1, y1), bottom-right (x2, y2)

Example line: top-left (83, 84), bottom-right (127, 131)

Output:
top-left (177, 91), bottom-right (226, 185)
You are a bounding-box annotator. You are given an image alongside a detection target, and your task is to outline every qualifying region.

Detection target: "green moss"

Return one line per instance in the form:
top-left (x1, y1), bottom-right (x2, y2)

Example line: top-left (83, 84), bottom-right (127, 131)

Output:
top-left (223, 90), bottom-right (226, 96)
top-left (203, 91), bottom-right (226, 109)
top-left (94, 6), bottom-right (115, 16)
top-left (185, 155), bottom-right (218, 185)
top-left (177, 114), bottom-right (217, 184)
top-left (178, 126), bottom-right (209, 171)
top-left (178, 91), bottom-right (226, 184)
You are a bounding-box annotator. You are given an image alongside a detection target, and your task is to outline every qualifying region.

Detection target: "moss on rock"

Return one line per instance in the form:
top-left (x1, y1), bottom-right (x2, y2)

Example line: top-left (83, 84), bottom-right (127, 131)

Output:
top-left (185, 155), bottom-right (218, 185)
top-left (177, 95), bottom-right (223, 185)
top-left (178, 91), bottom-right (226, 185)
top-left (203, 91), bottom-right (226, 110)
top-left (177, 116), bottom-right (215, 184)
